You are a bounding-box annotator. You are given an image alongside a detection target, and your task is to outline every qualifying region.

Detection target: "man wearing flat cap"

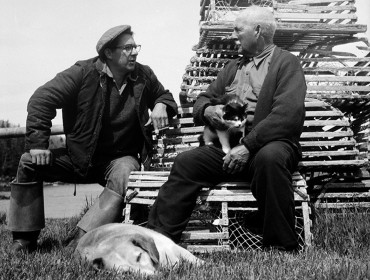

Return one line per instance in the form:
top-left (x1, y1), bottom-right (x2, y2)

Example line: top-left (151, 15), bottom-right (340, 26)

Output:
top-left (7, 25), bottom-right (178, 253)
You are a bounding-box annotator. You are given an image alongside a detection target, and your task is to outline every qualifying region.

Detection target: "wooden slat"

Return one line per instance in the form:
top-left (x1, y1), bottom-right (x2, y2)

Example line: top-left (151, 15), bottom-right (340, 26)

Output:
top-left (318, 192), bottom-right (370, 199)
top-left (315, 202), bottom-right (370, 209)
top-left (302, 150), bottom-right (359, 157)
top-left (299, 139), bottom-right (356, 148)
top-left (275, 12), bottom-right (357, 20)
top-left (303, 119), bottom-right (349, 126)
top-left (307, 85), bottom-right (370, 92)
top-left (298, 160), bottom-right (365, 167)
top-left (181, 232), bottom-right (229, 240)
top-left (183, 245), bottom-right (230, 253)
top-left (300, 131), bottom-right (353, 138)
top-left (275, 3), bottom-right (356, 12)
top-left (289, 0), bottom-right (354, 4)
top-left (200, 21), bottom-right (367, 35)
top-left (300, 57), bottom-right (370, 63)
top-left (305, 76), bottom-right (370, 82)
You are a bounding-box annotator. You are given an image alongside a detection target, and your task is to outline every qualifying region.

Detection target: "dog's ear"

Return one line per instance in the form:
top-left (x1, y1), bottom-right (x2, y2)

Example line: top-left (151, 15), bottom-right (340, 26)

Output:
top-left (131, 234), bottom-right (160, 266)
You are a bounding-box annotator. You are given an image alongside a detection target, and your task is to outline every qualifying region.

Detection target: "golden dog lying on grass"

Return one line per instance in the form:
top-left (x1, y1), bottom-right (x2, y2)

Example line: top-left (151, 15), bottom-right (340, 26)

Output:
top-left (74, 223), bottom-right (204, 275)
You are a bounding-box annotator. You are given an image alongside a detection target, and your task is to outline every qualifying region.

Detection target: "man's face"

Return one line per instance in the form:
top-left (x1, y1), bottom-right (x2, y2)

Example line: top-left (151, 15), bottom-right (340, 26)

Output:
top-left (232, 18), bottom-right (258, 57)
top-left (109, 33), bottom-right (138, 72)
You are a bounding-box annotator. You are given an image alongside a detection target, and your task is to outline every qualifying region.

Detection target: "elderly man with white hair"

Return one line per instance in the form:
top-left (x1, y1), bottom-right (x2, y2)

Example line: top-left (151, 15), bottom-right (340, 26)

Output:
top-left (148, 6), bottom-right (307, 252)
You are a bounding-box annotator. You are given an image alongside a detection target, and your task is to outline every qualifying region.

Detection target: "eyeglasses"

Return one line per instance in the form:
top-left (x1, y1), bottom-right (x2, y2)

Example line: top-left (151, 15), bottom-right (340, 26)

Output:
top-left (115, 44), bottom-right (141, 55)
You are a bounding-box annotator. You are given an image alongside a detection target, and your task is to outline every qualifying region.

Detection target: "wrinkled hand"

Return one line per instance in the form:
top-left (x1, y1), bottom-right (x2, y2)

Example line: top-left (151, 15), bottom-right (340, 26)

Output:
top-left (145, 103), bottom-right (168, 134)
top-left (204, 105), bottom-right (228, 130)
top-left (30, 149), bottom-right (52, 166)
top-left (222, 144), bottom-right (249, 174)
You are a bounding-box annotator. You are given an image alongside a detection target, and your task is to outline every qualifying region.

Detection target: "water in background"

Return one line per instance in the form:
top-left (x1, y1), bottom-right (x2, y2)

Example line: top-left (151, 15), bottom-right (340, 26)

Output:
top-left (0, 183), bottom-right (102, 218)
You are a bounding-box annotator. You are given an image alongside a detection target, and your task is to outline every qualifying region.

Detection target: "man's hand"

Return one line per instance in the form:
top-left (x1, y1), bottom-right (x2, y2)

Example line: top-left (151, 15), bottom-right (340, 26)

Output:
top-left (30, 149), bottom-right (52, 166)
top-left (222, 144), bottom-right (249, 174)
top-left (204, 105), bottom-right (228, 130)
top-left (145, 103), bottom-right (169, 134)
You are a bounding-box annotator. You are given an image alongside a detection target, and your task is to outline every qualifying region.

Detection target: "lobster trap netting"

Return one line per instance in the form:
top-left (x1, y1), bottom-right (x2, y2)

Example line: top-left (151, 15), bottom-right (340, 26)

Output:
top-left (187, 200), bottom-right (307, 252)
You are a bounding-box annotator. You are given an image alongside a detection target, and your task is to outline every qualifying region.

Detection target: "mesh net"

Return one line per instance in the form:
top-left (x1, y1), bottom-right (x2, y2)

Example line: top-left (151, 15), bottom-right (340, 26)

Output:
top-left (189, 200), bottom-right (307, 252)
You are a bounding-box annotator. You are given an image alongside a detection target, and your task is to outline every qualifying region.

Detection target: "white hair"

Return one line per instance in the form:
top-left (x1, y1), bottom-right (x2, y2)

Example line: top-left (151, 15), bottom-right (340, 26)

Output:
top-left (237, 6), bottom-right (277, 43)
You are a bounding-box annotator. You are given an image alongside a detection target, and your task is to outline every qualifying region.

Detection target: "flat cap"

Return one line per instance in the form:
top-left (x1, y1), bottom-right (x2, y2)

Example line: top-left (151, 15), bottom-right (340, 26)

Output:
top-left (96, 25), bottom-right (131, 55)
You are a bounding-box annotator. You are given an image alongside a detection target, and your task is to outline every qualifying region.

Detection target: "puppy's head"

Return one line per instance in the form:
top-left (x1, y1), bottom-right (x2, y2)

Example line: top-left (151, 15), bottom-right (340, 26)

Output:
top-left (92, 233), bottom-right (160, 275)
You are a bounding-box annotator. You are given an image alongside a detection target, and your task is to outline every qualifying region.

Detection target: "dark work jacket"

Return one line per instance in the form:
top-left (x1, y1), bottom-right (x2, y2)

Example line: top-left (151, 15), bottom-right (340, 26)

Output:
top-left (193, 47), bottom-right (306, 155)
top-left (26, 57), bottom-right (178, 176)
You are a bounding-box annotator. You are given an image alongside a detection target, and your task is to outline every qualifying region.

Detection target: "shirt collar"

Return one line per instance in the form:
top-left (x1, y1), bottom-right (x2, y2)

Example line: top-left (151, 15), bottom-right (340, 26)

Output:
top-left (237, 44), bottom-right (276, 68)
top-left (101, 63), bottom-right (137, 82)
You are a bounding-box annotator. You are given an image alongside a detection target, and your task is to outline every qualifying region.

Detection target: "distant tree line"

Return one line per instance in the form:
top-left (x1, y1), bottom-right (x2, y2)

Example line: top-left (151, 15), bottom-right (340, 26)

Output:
top-left (0, 120), bottom-right (65, 181)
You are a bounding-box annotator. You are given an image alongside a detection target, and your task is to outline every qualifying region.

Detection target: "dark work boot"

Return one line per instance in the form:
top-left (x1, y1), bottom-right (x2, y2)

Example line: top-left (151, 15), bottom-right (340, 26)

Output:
top-left (11, 230), bottom-right (40, 253)
top-left (8, 181), bottom-right (45, 254)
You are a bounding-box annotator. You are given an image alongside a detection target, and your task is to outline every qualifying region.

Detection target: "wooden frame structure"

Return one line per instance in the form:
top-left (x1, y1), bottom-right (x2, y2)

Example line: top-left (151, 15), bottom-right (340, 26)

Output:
top-left (126, 0), bottom-right (370, 251)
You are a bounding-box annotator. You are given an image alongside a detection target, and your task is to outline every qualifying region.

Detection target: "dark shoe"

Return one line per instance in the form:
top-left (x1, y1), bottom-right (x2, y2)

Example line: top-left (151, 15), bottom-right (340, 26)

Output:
top-left (11, 239), bottom-right (37, 253)
top-left (66, 228), bottom-right (86, 251)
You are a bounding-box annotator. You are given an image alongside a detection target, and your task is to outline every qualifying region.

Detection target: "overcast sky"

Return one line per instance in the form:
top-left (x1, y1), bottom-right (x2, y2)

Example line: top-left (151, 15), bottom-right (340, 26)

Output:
top-left (0, 0), bottom-right (369, 127)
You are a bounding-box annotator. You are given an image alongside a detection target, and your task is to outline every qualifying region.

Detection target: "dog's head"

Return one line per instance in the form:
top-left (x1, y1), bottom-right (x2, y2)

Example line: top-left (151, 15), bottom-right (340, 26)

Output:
top-left (82, 232), bottom-right (160, 275)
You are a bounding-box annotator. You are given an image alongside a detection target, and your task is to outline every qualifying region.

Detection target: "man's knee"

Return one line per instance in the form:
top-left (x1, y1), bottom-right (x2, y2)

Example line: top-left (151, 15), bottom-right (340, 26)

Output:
top-left (105, 157), bottom-right (140, 195)
top-left (173, 147), bottom-right (207, 171)
top-left (254, 142), bottom-right (292, 171)
top-left (16, 153), bottom-right (37, 183)
top-left (19, 152), bottom-right (32, 165)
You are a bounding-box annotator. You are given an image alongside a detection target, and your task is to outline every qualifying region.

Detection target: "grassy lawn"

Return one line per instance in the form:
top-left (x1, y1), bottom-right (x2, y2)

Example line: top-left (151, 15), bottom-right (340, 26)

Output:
top-left (0, 208), bottom-right (369, 280)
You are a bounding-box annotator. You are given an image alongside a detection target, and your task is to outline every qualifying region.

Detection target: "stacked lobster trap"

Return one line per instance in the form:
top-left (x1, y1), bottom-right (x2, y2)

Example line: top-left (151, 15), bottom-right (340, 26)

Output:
top-left (126, 0), bottom-right (370, 252)
top-left (178, 0), bottom-right (370, 203)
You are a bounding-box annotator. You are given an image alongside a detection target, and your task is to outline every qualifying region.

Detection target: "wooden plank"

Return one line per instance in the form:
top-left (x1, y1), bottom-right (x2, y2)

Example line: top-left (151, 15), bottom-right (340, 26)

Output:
top-left (275, 3), bottom-right (356, 12)
top-left (300, 57), bottom-right (370, 63)
top-left (181, 231), bottom-right (228, 240)
top-left (305, 76), bottom-right (370, 82)
top-left (183, 245), bottom-right (230, 253)
top-left (305, 111), bottom-right (345, 117)
top-left (128, 190), bottom-right (159, 197)
top-left (130, 171), bottom-right (170, 176)
top-left (199, 193), bottom-right (306, 202)
top-left (289, 0), bottom-right (354, 4)
top-left (128, 182), bottom-right (165, 188)
top-left (302, 150), bottom-right (359, 157)
top-left (302, 201), bottom-right (313, 246)
top-left (298, 160), bottom-right (365, 167)
top-left (300, 131), bottom-right (353, 138)
top-left (165, 126), bottom-right (205, 135)
top-left (128, 198), bottom-right (155, 205)
top-left (300, 140), bottom-right (356, 147)
top-left (318, 192), bottom-right (370, 199)
top-left (200, 21), bottom-right (367, 34)
top-left (166, 119), bottom-right (350, 128)
top-left (168, 115), bottom-right (349, 127)
top-left (303, 119), bottom-right (349, 126)
top-left (324, 182), bottom-right (370, 189)
top-left (303, 67), bottom-right (370, 72)
top-left (315, 202), bottom-right (370, 209)
top-left (275, 12), bottom-right (357, 20)
top-left (307, 85), bottom-right (370, 92)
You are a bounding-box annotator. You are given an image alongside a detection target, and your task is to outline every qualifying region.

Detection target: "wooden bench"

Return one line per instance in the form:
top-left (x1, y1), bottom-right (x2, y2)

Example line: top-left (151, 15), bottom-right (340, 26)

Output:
top-left (125, 171), bottom-right (312, 252)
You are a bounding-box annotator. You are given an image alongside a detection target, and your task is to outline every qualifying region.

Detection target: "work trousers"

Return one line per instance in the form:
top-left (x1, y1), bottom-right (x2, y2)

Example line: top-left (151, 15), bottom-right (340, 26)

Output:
top-left (148, 141), bottom-right (300, 250)
top-left (16, 148), bottom-right (140, 195)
